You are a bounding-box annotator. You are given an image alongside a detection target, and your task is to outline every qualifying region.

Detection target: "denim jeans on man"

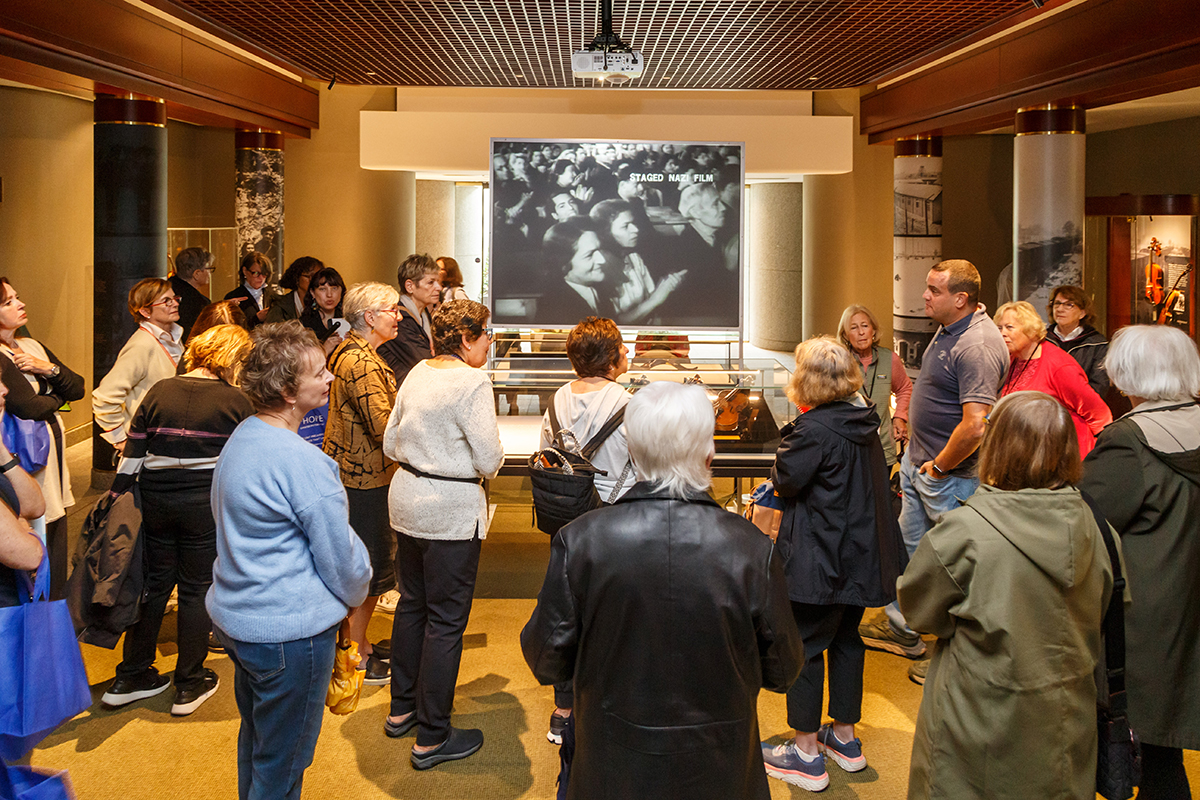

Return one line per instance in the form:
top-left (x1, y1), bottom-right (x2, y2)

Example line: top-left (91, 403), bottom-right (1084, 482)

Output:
top-left (884, 452), bottom-right (979, 634)
top-left (217, 623), bottom-right (338, 800)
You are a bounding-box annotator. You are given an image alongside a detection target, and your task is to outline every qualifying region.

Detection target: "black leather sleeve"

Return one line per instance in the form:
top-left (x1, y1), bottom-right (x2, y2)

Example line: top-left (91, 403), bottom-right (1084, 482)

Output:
top-left (520, 530), bottom-right (579, 686)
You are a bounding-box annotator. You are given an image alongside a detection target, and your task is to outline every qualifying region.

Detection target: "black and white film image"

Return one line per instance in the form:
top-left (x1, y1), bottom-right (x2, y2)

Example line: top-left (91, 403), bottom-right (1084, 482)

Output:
top-left (489, 139), bottom-right (744, 329)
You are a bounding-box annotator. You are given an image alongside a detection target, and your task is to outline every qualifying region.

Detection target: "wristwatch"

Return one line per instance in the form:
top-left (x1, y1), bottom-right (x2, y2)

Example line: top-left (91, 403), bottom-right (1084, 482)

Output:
top-left (931, 461), bottom-right (948, 476)
top-left (0, 456), bottom-right (20, 474)
top-left (48, 364), bottom-right (61, 378)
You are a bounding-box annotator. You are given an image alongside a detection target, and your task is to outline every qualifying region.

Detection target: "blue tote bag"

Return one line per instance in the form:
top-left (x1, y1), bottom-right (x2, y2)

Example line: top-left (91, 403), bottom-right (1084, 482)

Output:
top-left (0, 550), bottom-right (92, 762)
top-left (0, 762), bottom-right (75, 800)
top-left (0, 414), bottom-right (49, 474)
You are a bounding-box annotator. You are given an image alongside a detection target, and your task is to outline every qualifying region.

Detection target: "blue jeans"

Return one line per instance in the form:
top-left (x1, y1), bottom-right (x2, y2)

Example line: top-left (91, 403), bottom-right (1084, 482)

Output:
top-left (217, 624), bottom-right (338, 800)
top-left (884, 453), bottom-right (979, 634)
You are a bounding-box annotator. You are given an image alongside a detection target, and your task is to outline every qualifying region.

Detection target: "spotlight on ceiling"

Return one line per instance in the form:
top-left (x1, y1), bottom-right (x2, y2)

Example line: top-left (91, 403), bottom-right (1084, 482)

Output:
top-left (572, 0), bottom-right (643, 84)
top-left (1031, 0), bottom-right (1044, 7)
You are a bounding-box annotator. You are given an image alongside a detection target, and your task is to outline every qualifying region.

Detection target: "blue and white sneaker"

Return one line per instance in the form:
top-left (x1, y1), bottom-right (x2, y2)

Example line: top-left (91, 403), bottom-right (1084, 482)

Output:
top-left (762, 740), bottom-right (830, 791)
top-left (817, 723), bottom-right (867, 772)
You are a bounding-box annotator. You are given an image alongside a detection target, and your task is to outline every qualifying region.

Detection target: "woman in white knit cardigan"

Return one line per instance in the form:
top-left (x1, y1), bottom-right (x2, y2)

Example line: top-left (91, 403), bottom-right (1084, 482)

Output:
top-left (382, 298), bottom-right (503, 770)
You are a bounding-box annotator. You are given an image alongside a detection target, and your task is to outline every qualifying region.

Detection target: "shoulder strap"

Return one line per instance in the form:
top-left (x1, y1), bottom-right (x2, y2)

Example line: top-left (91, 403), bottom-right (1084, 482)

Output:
top-left (548, 400), bottom-right (561, 438)
top-left (581, 406), bottom-right (625, 459)
top-left (1080, 489), bottom-right (1128, 708)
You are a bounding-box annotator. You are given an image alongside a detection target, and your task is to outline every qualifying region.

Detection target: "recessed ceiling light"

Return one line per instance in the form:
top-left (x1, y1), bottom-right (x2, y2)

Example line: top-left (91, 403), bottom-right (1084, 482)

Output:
top-left (513, 73), bottom-right (524, 78)
top-left (365, 71), bottom-right (377, 76)
top-left (808, 76), bottom-right (819, 81)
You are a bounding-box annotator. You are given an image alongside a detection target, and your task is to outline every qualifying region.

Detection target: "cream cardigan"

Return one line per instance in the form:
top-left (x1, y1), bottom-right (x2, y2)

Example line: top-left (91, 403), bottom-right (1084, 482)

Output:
top-left (92, 324), bottom-right (180, 445)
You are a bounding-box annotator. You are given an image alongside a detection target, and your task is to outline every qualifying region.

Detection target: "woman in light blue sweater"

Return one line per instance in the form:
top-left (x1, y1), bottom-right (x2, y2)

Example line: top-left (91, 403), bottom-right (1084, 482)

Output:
top-left (208, 321), bottom-right (371, 800)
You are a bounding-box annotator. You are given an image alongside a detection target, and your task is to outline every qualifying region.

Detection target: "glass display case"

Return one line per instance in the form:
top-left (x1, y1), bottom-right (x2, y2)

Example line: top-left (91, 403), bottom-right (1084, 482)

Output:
top-left (488, 350), bottom-right (794, 477)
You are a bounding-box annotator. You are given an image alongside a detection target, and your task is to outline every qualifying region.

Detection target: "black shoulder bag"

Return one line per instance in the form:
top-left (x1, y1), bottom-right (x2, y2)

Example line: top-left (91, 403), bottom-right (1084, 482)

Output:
top-left (528, 404), bottom-right (628, 535)
top-left (1081, 490), bottom-right (1141, 800)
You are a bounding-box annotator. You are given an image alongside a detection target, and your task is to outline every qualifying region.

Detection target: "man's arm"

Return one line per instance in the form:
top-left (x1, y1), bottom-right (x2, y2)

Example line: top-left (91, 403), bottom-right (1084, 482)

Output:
top-left (919, 401), bottom-right (991, 478)
top-left (0, 501), bottom-right (43, 572)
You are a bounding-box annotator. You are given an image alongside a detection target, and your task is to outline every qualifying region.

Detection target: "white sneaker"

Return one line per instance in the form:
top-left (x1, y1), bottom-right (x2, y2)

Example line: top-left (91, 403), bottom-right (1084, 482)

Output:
top-left (377, 589), bottom-right (400, 614)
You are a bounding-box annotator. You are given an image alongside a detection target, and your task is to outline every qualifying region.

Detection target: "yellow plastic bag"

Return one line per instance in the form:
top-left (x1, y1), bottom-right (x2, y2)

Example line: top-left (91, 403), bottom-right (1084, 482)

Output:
top-left (326, 640), bottom-right (364, 715)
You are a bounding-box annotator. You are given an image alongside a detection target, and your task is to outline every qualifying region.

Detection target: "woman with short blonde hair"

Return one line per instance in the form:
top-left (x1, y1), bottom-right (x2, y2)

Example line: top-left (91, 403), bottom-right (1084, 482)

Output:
top-left (762, 335), bottom-right (906, 790)
top-left (994, 300), bottom-right (1110, 455)
top-left (101, 323), bottom-right (257, 716)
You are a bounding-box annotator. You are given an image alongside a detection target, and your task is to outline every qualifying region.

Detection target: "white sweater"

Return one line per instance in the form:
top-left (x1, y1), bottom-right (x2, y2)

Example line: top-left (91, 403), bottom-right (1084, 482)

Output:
top-left (539, 381), bottom-right (633, 502)
top-left (383, 360), bottom-right (504, 540)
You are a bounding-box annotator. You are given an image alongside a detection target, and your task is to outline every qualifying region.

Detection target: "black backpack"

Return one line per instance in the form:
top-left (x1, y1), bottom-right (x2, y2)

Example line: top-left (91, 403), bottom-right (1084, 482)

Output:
top-left (528, 404), bottom-right (628, 535)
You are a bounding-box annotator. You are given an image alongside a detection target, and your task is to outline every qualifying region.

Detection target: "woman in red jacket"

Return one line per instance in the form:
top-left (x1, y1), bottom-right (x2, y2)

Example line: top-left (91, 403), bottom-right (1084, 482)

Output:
top-left (994, 301), bottom-right (1111, 455)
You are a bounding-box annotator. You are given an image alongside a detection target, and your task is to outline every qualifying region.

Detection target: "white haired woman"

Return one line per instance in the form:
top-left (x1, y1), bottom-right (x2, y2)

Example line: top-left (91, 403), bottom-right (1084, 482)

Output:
top-left (837, 304), bottom-right (912, 466)
top-left (761, 337), bottom-right (907, 791)
top-left (994, 300), bottom-right (1111, 455)
top-left (382, 299), bottom-right (503, 769)
top-left (521, 380), bottom-right (802, 799)
top-left (1080, 324), bottom-right (1200, 799)
top-left (323, 281), bottom-right (401, 686)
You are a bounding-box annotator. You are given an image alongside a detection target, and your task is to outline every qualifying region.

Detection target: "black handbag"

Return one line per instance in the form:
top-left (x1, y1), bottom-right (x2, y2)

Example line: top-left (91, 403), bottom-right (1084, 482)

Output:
top-left (1081, 491), bottom-right (1141, 800)
top-left (528, 404), bottom-right (626, 535)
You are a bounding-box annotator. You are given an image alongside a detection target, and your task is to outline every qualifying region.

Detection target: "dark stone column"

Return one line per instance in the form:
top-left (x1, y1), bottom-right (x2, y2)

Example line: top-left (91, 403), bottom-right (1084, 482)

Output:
top-left (93, 92), bottom-right (167, 475)
top-left (235, 129), bottom-right (285, 266)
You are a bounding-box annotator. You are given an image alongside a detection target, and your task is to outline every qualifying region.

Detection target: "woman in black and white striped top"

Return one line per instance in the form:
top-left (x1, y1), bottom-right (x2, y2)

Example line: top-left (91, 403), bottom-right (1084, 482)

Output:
top-left (101, 324), bottom-right (255, 717)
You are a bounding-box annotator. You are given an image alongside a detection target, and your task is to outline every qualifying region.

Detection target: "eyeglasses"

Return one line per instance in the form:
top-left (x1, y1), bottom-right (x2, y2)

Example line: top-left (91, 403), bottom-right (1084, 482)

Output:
top-left (1052, 300), bottom-right (1078, 310)
top-left (149, 296), bottom-right (180, 308)
top-left (483, 328), bottom-right (494, 340)
top-left (376, 306), bottom-right (401, 319)
top-left (245, 270), bottom-right (266, 277)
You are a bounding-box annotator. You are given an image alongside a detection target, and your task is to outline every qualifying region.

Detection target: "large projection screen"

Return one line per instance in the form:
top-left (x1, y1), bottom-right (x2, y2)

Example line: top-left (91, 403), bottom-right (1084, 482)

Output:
top-left (489, 139), bottom-right (744, 330)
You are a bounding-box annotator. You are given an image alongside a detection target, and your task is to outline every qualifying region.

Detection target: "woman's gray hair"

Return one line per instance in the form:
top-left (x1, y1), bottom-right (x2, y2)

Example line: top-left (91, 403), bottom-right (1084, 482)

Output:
top-left (625, 381), bottom-right (714, 499)
top-left (343, 282), bottom-right (400, 334)
top-left (1106, 324), bottom-right (1200, 402)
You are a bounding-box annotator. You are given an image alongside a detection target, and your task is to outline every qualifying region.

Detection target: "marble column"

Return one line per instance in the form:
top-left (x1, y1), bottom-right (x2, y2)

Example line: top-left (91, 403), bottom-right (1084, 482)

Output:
top-left (93, 92), bottom-right (167, 474)
top-left (1011, 105), bottom-right (1085, 318)
top-left (235, 129), bottom-right (285, 267)
top-left (893, 135), bottom-right (943, 377)
top-left (748, 182), bottom-right (804, 351)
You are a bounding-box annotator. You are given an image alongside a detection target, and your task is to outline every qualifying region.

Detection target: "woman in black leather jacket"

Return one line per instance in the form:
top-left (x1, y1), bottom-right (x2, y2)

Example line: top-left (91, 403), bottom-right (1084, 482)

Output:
top-left (522, 380), bottom-right (802, 800)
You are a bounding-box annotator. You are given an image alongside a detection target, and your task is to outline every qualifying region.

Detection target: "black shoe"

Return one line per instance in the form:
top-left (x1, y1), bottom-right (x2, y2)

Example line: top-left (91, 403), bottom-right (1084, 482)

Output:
top-left (410, 727), bottom-right (484, 770)
top-left (208, 632), bottom-right (225, 653)
top-left (171, 669), bottom-right (220, 716)
top-left (101, 670), bottom-right (171, 707)
top-left (361, 654), bottom-right (390, 686)
top-left (372, 639), bottom-right (392, 662)
top-left (384, 711), bottom-right (418, 738)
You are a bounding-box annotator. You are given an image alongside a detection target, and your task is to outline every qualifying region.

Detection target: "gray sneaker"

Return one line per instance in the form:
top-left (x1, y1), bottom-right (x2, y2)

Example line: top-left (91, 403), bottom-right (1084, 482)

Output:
top-left (858, 616), bottom-right (926, 659)
top-left (908, 658), bottom-right (929, 685)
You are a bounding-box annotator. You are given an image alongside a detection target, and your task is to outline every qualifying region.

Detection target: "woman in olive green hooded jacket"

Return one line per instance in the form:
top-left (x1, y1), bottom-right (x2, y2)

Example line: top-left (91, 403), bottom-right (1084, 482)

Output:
top-left (899, 392), bottom-right (1116, 800)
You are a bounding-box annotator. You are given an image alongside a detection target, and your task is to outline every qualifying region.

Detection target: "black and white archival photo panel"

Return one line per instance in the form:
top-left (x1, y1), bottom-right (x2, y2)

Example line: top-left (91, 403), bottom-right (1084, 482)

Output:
top-left (489, 139), bottom-right (744, 330)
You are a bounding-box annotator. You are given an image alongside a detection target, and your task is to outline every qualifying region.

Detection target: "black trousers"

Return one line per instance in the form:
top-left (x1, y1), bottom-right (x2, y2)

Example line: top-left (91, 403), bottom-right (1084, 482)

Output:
top-left (786, 603), bottom-right (866, 733)
top-left (389, 530), bottom-right (481, 747)
top-left (1139, 743), bottom-right (1193, 799)
top-left (116, 486), bottom-right (215, 691)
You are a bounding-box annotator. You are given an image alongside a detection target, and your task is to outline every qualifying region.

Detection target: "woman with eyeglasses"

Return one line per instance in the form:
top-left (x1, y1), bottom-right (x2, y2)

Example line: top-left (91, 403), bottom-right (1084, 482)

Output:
top-left (323, 282), bottom-right (401, 686)
top-left (1045, 285), bottom-right (1110, 402)
top-left (0, 277), bottom-right (84, 600)
top-left (382, 299), bottom-right (503, 769)
top-left (93, 279), bottom-right (185, 459)
top-left (224, 251), bottom-right (276, 330)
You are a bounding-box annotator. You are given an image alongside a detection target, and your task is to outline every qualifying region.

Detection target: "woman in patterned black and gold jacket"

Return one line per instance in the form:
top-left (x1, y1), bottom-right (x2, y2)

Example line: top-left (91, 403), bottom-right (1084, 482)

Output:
top-left (323, 281), bottom-right (401, 685)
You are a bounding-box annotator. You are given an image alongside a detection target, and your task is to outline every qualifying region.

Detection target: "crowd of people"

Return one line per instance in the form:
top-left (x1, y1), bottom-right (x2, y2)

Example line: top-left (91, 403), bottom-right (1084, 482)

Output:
top-left (1, 251), bottom-right (1197, 800)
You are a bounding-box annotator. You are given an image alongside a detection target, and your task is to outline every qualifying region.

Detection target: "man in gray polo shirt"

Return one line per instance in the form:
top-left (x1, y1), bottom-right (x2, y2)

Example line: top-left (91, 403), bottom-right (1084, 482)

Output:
top-left (859, 259), bottom-right (1008, 675)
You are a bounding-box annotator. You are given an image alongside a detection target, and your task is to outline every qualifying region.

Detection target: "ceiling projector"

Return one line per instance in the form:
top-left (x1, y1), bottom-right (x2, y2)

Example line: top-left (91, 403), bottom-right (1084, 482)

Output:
top-left (572, 49), bottom-right (643, 83)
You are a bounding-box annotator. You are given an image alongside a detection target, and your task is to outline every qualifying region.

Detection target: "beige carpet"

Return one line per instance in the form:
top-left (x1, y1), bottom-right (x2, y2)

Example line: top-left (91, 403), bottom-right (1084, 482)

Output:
top-left (24, 462), bottom-right (1198, 799)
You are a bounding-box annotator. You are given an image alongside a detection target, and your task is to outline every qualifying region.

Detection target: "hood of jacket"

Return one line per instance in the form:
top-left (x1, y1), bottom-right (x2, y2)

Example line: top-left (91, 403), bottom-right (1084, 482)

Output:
top-left (795, 398), bottom-right (881, 447)
top-left (1126, 401), bottom-right (1200, 486)
top-left (963, 484), bottom-right (1100, 589)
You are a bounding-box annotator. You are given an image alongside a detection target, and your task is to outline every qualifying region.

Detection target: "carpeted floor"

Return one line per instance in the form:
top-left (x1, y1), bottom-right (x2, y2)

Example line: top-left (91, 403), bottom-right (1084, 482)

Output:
top-left (21, 454), bottom-right (1199, 798)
